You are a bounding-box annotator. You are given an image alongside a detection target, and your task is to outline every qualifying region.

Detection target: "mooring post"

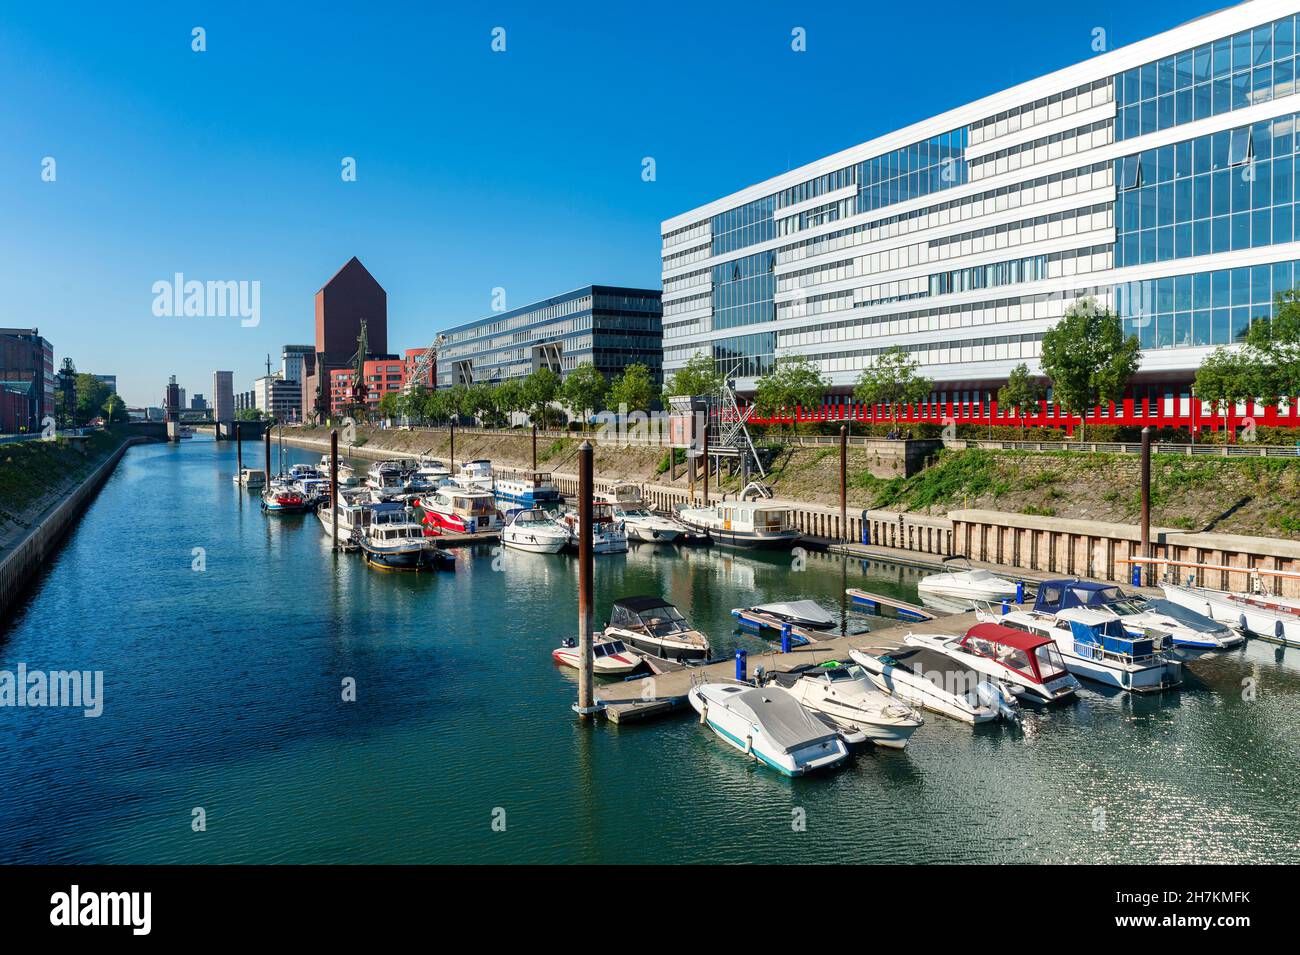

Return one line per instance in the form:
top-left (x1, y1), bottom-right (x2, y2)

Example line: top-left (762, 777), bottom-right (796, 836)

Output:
top-left (449, 421), bottom-right (455, 472)
top-left (235, 422), bottom-right (242, 474)
top-left (577, 440), bottom-right (595, 719)
top-left (839, 424), bottom-right (848, 542)
top-left (702, 417), bottom-right (710, 504)
top-left (1140, 426), bottom-right (1152, 587)
top-left (330, 428), bottom-right (340, 553)
top-left (263, 425), bottom-right (271, 484)
top-left (532, 423), bottom-right (538, 472)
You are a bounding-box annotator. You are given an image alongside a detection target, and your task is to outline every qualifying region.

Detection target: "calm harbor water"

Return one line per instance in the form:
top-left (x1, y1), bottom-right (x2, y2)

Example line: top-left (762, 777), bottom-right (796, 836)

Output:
top-left (2, 436), bottom-right (1299, 864)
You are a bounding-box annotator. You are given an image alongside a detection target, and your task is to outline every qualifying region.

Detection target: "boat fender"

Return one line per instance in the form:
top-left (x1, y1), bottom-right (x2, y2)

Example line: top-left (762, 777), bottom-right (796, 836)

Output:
top-left (1238, 613), bottom-right (1249, 634)
top-left (698, 701), bottom-right (708, 725)
top-left (1276, 619), bottom-right (1285, 639)
top-left (743, 735), bottom-right (753, 756)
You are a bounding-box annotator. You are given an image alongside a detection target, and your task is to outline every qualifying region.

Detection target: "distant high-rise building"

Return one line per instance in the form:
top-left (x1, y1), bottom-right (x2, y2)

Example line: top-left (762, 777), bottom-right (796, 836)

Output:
top-left (94, 374), bottom-right (117, 395)
top-left (190, 394), bottom-right (208, 411)
top-left (213, 370), bottom-right (234, 424)
top-left (303, 257), bottom-right (387, 421)
top-left (254, 374), bottom-right (303, 422)
top-left (281, 344), bottom-right (313, 383)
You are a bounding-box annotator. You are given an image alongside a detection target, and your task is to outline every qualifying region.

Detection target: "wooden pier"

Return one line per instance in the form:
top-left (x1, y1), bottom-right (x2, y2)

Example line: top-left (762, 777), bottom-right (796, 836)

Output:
top-left (429, 529), bottom-right (501, 546)
top-left (595, 611), bottom-right (977, 724)
top-left (844, 588), bottom-right (937, 621)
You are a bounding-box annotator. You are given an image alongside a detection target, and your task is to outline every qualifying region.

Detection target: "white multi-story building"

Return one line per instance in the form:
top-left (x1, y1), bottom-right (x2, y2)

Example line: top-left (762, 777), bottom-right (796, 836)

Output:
top-left (661, 0), bottom-right (1300, 408)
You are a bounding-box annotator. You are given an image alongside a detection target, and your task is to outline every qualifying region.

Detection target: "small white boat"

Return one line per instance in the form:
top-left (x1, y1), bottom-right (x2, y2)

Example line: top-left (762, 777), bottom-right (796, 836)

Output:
top-left (559, 502), bottom-right (628, 554)
top-left (675, 484), bottom-right (800, 550)
top-left (1109, 594), bottom-right (1244, 651)
top-left (848, 645), bottom-right (1019, 724)
top-left (764, 664), bottom-right (924, 748)
top-left (502, 508), bottom-right (571, 554)
top-left (551, 636), bottom-right (642, 675)
top-left (917, 557), bottom-right (1020, 609)
top-left (688, 681), bottom-right (849, 776)
top-left (365, 461), bottom-right (411, 500)
top-left (903, 624), bottom-right (1079, 704)
top-left (232, 467), bottom-right (265, 487)
top-left (319, 454), bottom-right (358, 486)
top-left (604, 596), bottom-right (711, 661)
top-left (1163, 581), bottom-right (1300, 647)
top-left (598, 485), bottom-right (686, 543)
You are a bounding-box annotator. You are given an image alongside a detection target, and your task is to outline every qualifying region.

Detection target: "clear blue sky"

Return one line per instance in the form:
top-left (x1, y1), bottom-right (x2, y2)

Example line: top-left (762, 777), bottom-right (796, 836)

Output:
top-left (1, 0), bottom-right (1228, 406)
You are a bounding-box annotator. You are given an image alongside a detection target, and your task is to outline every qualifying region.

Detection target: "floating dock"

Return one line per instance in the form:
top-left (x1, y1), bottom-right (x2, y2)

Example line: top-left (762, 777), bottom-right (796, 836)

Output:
top-left (428, 529), bottom-right (501, 546)
top-left (730, 607), bottom-right (827, 646)
top-left (595, 612), bottom-right (977, 724)
top-left (844, 588), bottom-right (937, 621)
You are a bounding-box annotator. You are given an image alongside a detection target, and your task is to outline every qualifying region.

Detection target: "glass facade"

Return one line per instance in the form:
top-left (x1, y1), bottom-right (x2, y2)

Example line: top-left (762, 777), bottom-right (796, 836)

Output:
top-left (1116, 112), bottom-right (1300, 266)
top-left (434, 286), bottom-right (662, 388)
top-left (1117, 13), bottom-right (1298, 141)
top-left (711, 250), bottom-right (776, 331)
top-left (1117, 259), bottom-right (1299, 349)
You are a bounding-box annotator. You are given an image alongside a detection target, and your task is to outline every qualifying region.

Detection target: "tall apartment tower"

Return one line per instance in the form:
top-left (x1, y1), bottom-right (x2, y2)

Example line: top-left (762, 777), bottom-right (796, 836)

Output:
top-left (213, 370), bottom-right (234, 424)
top-left (303, 257), bottom-right (387, 421)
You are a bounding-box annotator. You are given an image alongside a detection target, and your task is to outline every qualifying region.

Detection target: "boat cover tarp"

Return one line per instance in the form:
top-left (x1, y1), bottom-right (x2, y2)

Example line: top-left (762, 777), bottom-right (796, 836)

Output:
top-left (751, 600), bottom-right (835, 628)
top-left (731, 688), bottom-right (839, 754)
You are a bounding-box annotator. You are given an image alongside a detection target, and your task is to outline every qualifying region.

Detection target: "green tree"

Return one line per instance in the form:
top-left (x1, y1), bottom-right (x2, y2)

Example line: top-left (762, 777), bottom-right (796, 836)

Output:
top-left (422, 389), bottom-right (453, 424)
top-left (1194, 345), bottom-right (1258, 434)
top-left (494, 379), bottom-right (525, 423)
top-left (1039, 298), bottom-right (1141, 441)
top-left (235, 407), bottom-right (264, 421)
top-left (102, 393), bottom-right (128, 423)
top-left (997, 362), bottom-right (1047, 419)
top-left (662, 351), bottom-right (721, 400)
top-left (73, 373), bottom-right (111, 425)
top-left (607, 362), bottom-right (655, 414)
top-left (377, 391), bottom-right (400, 421)
top-left (1198, 288), bottom-right (1300, 414)
top-left (522, 367), bottom-right (561, 429)
top-left (852, 346), bottom-right (933, 424)
top-left (560, 362), bottom-right (608, 429)
top-left (401, 385), bottom-right (429, 424)
top-left (753, 355), bottom-right (830, 428)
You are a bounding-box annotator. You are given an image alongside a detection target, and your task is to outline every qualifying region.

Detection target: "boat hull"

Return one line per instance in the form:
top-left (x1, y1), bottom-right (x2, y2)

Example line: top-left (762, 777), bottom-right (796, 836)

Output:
top-left (502, 531), bottom-right (568, 554)
top-left (676, 518), bottom-right (800, 550)
top-left (687, 686), bottom-right (848, 776)
top-left (1163, 583), bottom-right (1300, 647)
top-left (620, 634), bottom-right (709, 661)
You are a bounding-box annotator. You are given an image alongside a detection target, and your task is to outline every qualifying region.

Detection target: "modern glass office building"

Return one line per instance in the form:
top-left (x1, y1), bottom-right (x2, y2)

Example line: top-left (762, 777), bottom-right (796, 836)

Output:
top-left (660, 0), bottom-right (1300, 406)
top-left (434, 285), bottom-right (662, 389)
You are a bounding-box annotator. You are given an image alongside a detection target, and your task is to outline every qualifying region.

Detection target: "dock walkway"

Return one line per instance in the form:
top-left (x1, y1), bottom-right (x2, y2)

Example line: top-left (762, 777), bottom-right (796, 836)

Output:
top-left (596, 611), bottom-right (979, 723)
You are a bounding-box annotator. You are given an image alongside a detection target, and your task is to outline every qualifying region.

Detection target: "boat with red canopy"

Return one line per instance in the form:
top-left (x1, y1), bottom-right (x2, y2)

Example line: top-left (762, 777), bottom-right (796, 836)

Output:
top-left (904, 622), bottom-right (1080, 703)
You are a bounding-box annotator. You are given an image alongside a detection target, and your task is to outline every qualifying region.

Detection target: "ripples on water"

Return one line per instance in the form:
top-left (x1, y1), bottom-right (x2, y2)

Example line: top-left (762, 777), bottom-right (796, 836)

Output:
top-left (1, 438), bottom-right (1298, 863)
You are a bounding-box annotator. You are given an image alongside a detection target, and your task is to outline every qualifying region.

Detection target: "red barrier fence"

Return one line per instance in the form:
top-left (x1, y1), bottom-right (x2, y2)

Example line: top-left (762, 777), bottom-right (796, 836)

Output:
top-left (745, 397), bottom-right (1300, 437)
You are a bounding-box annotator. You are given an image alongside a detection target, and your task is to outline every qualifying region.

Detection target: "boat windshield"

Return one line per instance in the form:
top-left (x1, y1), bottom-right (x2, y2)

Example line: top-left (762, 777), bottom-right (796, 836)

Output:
top-left (633, 605), bottom-right (689, 636)
top-left (1034, 643), bottom-right (1069, 680)
top-left (964, 635), bottom-right (1033, 675)
top-left (620, 507), bottom-right (652, 518)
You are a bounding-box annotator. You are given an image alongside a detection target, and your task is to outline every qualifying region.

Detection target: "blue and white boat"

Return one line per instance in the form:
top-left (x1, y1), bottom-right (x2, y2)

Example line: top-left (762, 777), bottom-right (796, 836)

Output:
top-left (687, 680), bottom-right (849, 776)
top-left (356, 507), bottom-right (453, 571)
top-left (494, 469), bottom-right (562, 507)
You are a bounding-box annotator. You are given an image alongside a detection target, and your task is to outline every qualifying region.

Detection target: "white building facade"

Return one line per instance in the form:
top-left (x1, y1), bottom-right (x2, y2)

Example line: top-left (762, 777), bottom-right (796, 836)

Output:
top-left (660, 0), bottom-right (1300, 408)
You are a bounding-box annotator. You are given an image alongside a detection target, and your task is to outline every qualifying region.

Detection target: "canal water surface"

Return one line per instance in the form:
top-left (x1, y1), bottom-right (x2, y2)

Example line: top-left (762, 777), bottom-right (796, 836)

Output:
top-left (2, 437), bottom-right (1298, 863)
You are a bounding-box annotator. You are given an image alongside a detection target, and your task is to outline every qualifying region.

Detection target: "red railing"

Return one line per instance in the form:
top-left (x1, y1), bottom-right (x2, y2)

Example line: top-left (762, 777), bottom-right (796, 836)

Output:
top-left (744, 397), bottom-right (1300, 437)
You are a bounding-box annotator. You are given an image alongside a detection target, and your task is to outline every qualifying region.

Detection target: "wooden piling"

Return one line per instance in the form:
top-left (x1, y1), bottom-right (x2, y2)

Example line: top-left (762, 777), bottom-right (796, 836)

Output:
top-left (1140, 426), bottom-right (1151, 585)
top-left (577, 440), bottom-right (595, 719)
top-left (839, 424), bottom-right (847, 542)
top-left (235, 422), bottom-right (242, 473)
top-left (702, 417), bottom-right (710, 504)
top-left (330, 429), bottom-right (339, 552)
top-left (264, 426), bottom-right (271, 484)
top-left (449, 421), bottom-right (455, 472)
top-left (532, 423), bottom-right (537, 472)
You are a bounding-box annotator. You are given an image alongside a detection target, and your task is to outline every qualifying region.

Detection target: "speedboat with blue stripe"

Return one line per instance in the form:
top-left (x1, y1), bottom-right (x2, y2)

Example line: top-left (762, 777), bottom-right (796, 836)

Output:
top-left (687, 681), bottom-right (849, 776)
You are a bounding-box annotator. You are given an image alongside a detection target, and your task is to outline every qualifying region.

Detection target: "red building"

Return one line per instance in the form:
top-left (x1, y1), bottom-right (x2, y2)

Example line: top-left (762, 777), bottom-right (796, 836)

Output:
top-left (302, 257), bottom-right (387, 422)
top-left (0, 328), bottom-right (55, 434)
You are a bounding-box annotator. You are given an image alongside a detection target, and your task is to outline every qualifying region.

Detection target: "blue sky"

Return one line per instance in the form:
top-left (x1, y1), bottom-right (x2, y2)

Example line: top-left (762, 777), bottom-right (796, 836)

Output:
top-left (1, 0), bottom-right (1228, 406)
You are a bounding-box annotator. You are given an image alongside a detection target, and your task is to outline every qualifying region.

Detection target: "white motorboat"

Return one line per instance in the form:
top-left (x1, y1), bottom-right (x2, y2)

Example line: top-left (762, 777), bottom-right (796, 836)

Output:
top-left (317, 494), bottom-right (400, 545)
top-left (450, 459), bottom-right (494, 493)
top-left (319, 455), bottom-right (358, 487)
top-left (917, 557), bottom-right (1020, 609)
top-left (603, 596), bottom-right (711, 661)
top-left (1106, 593), bottom-right (1244, 651)
top-left (551, 635), bottom-right (642, 675)
top-left (417, 487), bottom-right (503, 535)
top-left (559, 502), bottom-right (628, 554)
top-left (675, 484), bottom-right (800, 550)
top-left (764, 664), bottom-right (924, 748)
top-left (1163, 581), bottom-right (1300, 647)
top-left (747, 600), bottom-right (836, 631)
top-left (598, 485), bottom-right (686, 544)
top-left (366, 460), bottom-right (412, 500)
top-left (232, 467), bottom-right (265, 487)
top-left (848, 645), bottom-right (1020, 724)
top-left (903, 623), bottom-right (1079, 704)
top-left (502, 508), bottom-right (571, 554)
top-left (356, 509), bottom-right (454, 571)
top-left (688, 681), bottom-right (849, 776)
